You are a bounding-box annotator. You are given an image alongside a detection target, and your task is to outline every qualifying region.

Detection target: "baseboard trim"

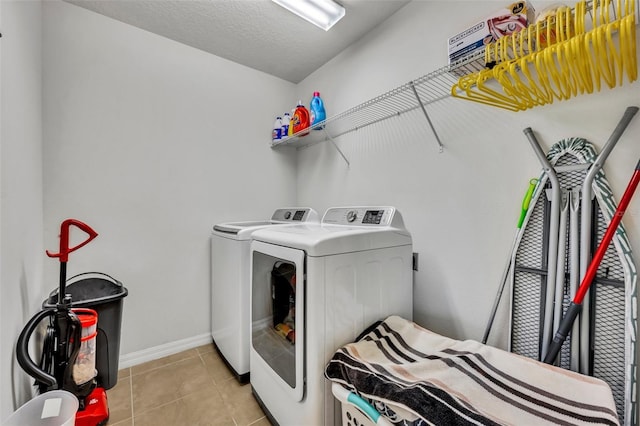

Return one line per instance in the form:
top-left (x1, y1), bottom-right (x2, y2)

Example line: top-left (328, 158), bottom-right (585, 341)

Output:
top-left (118, 333), bottom-right (213, 369)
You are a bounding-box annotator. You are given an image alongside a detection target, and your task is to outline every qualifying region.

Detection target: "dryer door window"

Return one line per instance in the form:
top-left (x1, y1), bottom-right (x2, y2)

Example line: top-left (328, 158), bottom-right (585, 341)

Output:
top-left (251, 241), bottom-right (305, 402)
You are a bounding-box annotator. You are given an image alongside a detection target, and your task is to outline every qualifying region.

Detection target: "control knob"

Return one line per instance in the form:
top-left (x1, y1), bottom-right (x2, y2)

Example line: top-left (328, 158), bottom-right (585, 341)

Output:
top-left (284, 211), bottom-right (292, 219)
top-left (346, 210), bottom-right (358, 223)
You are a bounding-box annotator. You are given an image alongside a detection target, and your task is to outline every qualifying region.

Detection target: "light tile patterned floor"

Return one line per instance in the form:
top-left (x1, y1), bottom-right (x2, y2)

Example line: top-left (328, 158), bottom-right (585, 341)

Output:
top-left (106, 344), bottom-right (269, 425)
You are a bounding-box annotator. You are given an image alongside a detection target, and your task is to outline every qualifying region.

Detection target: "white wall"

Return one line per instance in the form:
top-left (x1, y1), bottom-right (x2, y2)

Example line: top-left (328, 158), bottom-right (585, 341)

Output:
top-left (41, 1), bottom-right (297, 357)
top-left (295, 0), bottom-right (640, 346)
top-left (0, 0), bottom-right (44, 420)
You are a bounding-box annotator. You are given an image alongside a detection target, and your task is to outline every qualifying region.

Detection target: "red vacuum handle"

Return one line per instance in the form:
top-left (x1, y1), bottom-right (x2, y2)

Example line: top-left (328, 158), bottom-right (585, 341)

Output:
top-left (46, 219), bottom-right (98, 262)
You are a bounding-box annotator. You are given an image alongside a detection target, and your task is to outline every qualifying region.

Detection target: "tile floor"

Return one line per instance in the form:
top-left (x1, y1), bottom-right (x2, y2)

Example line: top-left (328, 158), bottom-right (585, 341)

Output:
top-left (106, 343), bottom-right (269, 426)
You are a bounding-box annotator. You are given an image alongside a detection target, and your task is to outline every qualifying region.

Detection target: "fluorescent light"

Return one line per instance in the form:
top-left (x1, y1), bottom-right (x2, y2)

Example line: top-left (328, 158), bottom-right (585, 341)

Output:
top-left (272, 0), bottom-right (346, 31)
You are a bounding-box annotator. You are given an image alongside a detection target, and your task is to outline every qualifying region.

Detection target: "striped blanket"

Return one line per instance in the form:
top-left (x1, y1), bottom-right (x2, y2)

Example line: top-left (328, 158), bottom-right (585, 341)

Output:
top-left (325, 316), bottom-right (619, 426)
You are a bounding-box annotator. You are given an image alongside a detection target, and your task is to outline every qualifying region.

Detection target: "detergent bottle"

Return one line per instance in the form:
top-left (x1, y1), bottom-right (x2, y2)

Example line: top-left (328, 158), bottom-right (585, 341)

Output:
top-left (292, 101), bottom-right (310, 136)
top-left (272, 116), bottom-right (283, 141)
top-left (281, 112), bottom-right (291, 139)
top-left (288, 109), bottom-right (295, 137)
top-left (309, 92), bottom-right (326, 129)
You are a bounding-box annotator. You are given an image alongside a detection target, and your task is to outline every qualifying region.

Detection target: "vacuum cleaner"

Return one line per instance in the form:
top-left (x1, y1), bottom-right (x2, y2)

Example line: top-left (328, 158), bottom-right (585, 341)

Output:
top-left (16, 219), bottom-right (109, 426)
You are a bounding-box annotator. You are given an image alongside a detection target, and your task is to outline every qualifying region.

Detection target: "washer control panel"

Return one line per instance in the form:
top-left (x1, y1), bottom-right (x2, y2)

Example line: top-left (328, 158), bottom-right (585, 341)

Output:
top-left (322, 207), bottom-right (399, 227)
top-left (271, 208), bottom-right (317, 222)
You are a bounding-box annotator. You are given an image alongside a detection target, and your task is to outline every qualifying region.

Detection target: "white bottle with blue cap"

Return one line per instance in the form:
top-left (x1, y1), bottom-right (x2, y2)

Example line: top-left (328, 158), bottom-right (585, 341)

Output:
top-left (281, 112), bottom-right (291, 139)
top-left (272, 116), bottom-right (283, 141)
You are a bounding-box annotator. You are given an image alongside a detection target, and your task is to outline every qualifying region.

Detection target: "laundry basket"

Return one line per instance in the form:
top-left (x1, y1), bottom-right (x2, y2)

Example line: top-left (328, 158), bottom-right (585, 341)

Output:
top-left (43, 272), bottom-right (127, 390)
top-left (331, 383), bottom-right (392, 426)
top-left (3, 390), bottom-right (78, 426)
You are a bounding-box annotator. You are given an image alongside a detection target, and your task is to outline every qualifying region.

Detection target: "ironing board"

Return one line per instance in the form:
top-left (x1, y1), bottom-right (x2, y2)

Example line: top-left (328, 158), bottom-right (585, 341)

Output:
top-left (509, 137), bottom-right (637, 424)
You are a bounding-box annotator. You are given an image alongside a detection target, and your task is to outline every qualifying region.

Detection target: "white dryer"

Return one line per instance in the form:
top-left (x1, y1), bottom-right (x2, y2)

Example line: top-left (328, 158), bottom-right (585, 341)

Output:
top-left (249, 206), bottom-right (413, 425)
top-left (211, 208), bottom-right (318, 383)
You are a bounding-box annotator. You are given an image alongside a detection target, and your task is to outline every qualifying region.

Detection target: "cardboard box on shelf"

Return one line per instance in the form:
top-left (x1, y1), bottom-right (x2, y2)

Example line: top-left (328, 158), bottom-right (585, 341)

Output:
top-left (448, 1), bottom-right (536, 75)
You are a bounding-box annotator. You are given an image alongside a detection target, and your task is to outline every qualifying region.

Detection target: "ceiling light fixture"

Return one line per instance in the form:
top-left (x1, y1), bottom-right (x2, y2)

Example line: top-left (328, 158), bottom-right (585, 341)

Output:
top-left (272, 0), bottom-right (346, 31)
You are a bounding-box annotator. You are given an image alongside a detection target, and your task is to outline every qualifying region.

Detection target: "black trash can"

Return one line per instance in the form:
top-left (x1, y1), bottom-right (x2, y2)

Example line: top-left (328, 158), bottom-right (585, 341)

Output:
top-left (43, 272), bottom-right (128, 390)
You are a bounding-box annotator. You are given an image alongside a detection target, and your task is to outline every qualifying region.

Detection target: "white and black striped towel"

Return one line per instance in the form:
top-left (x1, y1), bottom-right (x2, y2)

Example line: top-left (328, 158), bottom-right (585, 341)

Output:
top-left (325, 316), bottom-right (619, 426)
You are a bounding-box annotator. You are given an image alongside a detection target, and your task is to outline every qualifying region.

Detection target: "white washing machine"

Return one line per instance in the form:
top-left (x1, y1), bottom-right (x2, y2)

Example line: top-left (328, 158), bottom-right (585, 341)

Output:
top-left (249, 206), bottom-right (413, 425)
top-left (211, 207), bottom-right (319, 383)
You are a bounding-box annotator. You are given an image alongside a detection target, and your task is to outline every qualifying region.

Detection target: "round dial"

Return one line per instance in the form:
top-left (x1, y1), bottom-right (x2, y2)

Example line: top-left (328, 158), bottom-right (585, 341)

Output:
top-left (347, 210), bottom-right (358, 223)
top-left (284, 211), bottom-right (292, 219)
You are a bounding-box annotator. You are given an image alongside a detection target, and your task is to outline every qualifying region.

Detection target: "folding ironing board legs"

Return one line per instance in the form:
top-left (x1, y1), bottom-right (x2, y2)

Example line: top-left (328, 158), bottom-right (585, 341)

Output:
top-left (569, 189), bottom-right (580, 372)
top-left (522, 106), bottom-right (638, 365)
top-left (552, 190), bottom-right (569, 365)
top-left (578, 106), bottom-right (639, 374)
top-left (545, 158), bottom-right (640, 363)
top-left (523, 127), bottom-right (561, 360)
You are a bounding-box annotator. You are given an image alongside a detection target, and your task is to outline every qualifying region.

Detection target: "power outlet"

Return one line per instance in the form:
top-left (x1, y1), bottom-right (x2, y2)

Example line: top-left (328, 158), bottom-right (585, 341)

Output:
top-left (412, 252), bottom-right (419, 271)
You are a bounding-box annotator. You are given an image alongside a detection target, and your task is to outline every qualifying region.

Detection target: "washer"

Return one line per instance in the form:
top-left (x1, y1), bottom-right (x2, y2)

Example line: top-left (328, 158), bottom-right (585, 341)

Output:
top-left (211, 207), bottom-right (319, 383)
top-left (249, 206), bottom-right (413, 425)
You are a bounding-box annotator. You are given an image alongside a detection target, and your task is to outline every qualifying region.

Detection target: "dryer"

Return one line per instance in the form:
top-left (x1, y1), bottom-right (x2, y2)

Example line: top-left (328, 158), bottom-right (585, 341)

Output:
top-left (211, 207), bottom-right (318, 383)
top-left (249, 206), bottom-right (413, 425)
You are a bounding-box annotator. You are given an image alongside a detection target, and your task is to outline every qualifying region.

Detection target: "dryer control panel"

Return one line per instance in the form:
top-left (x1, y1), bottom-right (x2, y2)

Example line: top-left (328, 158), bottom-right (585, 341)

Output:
top-left (322, 207), bottom-right (404, 228)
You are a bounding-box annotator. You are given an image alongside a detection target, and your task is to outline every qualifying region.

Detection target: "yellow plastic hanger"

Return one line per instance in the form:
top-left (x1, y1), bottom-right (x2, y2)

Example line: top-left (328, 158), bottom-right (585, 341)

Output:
top-left (619, 14), bottom-right (637, 83)
top-left (606, 19), bottom-right (624, 85)
top-left (543, 13), bottom-right (556, 48)
top-left (567, 33), bottom-right (594, 93)
top-left (583, 28), bottom-right (603, 92)
top-left (487, 36), bottom-right (506, 65)
top-left (526, 22), bottom-right (536, 54)
top-left (566, 3), bottom-right (593, 94)
top-left (603, 0), bottom-right (612, 24)
top-left (477, 64), bottom-right (529, 110)
top-left (451, 69), bottom-right (524, 111)
top-left (485, 40), bottom-right (497, 66)
top-left (594, 21), bottom-right (618, 88)
top-left (589, 0), bottom-right (599, 30)
top-left (511, 54), bottom-right (551, 106)
top-left (574, 0), bottom-right (587, 35)
top-left (620, 0), bottom-right (636, 82)
top-left (501, 33), bottom-right (512, 62)
top-left (510, 31), bottom-right (522, 61)
top-left (541, 43), bottom-right (569, 100)
top-left (615, 0), bottom-right (623, 19)
top-left (451, 72), bottom-right (501, 109)
top-left (555, 6), bottom-right (570, 43)
top-left (494, 61), bottom-right (534, 108)
top-left (531, 49), bottom-right (557, 103)
top-left (549, 7), bottom-right (581, 98)
top-left (468, 61), bottom-right (531, 111)
top-left (522, 19), bottom-right (556, 103)
top-left (594, 0), bottom-right (603, 28)
top-left (560, 38), bottom-right (582, 97)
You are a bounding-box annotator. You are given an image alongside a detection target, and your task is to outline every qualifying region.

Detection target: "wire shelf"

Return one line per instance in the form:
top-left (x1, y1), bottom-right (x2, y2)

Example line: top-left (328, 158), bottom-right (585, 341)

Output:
top-left (271, 49), bottom-right (487, 158)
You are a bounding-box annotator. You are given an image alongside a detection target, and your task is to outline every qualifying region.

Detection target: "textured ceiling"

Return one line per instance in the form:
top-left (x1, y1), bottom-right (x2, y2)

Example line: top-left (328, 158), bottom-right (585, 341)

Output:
top-left (64, 0), bottom-right (411, 83)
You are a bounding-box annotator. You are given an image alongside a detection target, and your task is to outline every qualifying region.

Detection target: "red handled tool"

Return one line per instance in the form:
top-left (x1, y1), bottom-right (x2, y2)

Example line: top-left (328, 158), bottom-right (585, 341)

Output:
top-left (46, 219), bottom-right (98, 305)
